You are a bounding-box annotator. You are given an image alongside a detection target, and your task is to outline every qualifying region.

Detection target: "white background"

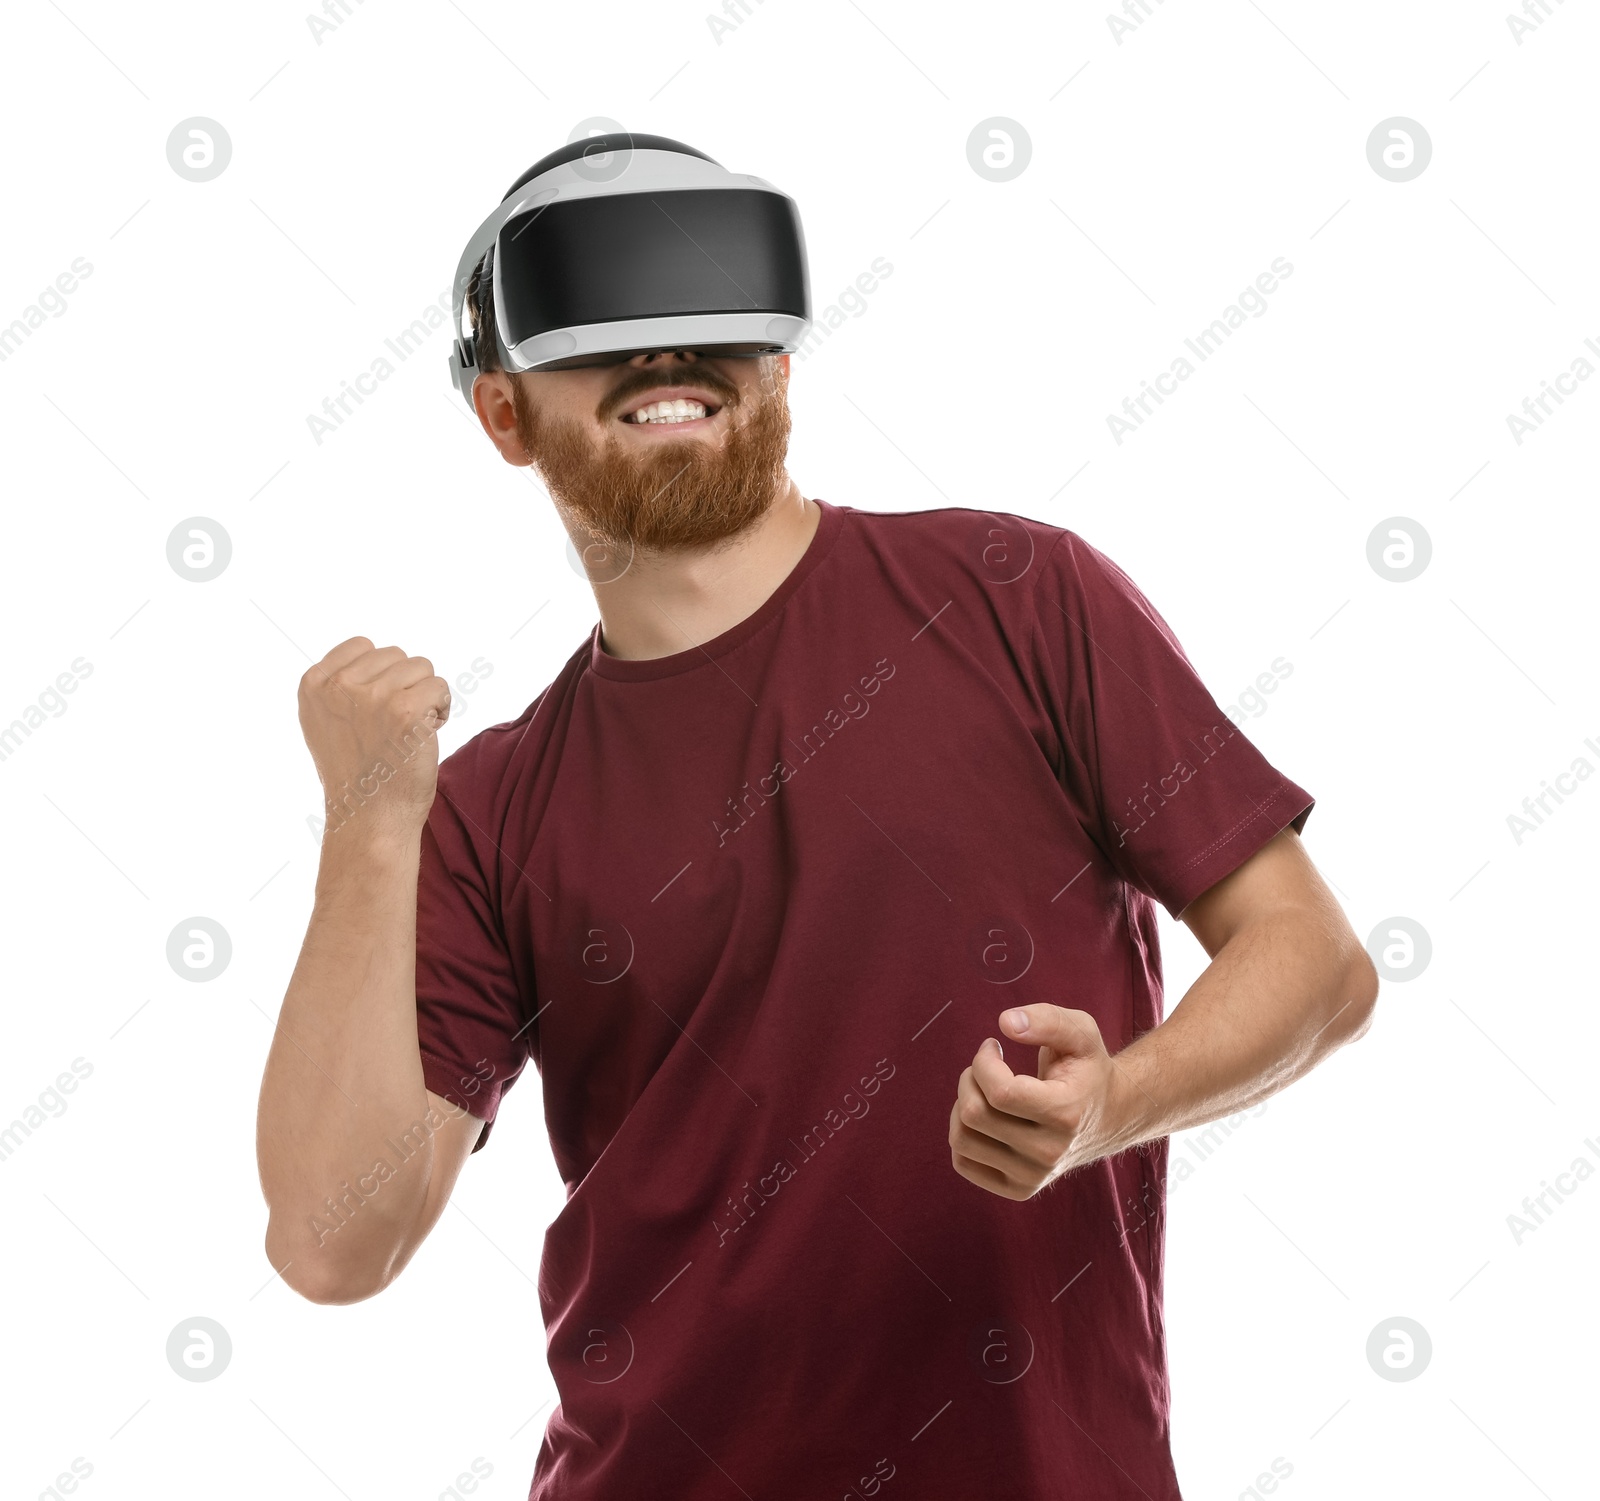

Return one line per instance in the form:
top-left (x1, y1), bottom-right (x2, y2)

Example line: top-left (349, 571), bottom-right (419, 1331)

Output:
top-left (1, 1), bottom-right (1596, 1498)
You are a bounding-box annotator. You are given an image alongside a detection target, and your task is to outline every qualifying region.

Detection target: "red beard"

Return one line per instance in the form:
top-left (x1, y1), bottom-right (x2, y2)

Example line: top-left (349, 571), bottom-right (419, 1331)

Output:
top-left (513, 361), bottom-right (793, 558)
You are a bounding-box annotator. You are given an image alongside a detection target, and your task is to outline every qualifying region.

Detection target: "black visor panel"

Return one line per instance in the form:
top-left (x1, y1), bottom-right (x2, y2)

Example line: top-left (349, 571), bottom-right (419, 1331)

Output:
top-left (495, 188), bottom-right (809, 344)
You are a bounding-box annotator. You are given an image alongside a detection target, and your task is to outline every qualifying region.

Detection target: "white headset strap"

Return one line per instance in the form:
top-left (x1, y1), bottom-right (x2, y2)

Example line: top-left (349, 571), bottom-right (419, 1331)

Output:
top-left (448, 184), bottom-right (561, 405)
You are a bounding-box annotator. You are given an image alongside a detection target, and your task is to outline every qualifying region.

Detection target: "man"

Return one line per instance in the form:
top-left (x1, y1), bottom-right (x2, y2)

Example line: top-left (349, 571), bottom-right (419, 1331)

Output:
top-left (257, 139), bottom-right (1378, 1500)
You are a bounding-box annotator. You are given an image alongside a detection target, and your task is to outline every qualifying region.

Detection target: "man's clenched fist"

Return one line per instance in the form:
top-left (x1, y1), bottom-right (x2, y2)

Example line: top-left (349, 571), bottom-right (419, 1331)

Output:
top-left (298, 636), bottom-right (453, 841)
top-left (949, 1005), bottom-right (1130, 1201)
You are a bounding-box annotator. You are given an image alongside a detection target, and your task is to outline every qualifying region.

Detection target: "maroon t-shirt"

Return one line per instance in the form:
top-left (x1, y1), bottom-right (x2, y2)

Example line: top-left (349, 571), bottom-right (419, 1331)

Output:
top-left (414, 497), bottom-right (1313, 1500)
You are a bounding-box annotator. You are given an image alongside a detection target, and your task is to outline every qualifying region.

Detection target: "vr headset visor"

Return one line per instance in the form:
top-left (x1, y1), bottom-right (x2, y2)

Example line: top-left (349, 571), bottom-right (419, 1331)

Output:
top-left (449, 134), bottom-right (812, 406)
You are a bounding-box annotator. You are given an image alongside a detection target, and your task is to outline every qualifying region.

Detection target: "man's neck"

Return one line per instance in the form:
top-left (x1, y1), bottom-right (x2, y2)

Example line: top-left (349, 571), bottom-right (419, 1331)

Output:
top-left (582, 478), bottom-right (820, 663)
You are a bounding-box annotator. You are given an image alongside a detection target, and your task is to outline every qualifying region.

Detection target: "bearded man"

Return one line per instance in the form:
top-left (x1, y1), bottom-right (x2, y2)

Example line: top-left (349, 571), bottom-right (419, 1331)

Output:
top-left (258, 133), bottom-right (1377, 1501)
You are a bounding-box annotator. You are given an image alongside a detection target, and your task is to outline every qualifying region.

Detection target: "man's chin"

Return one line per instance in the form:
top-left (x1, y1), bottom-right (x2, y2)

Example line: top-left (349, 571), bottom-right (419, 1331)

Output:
top-left (521, 392), bottom-right (792, 558)
top-left (563, 465), bottom-right (773, 557)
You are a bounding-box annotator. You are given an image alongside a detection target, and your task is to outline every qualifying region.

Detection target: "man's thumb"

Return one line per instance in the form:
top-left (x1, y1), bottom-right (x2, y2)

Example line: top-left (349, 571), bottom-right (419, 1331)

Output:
top-left (999, 1005), bottom-right (1103, 1057)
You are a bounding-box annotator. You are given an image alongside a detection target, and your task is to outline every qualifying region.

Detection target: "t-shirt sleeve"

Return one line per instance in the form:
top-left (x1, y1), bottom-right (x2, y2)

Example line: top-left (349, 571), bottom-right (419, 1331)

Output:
top-left (414, 747), bottom-right (534, 1153)
top-left (1031, 529), bottom-right (1315, 921)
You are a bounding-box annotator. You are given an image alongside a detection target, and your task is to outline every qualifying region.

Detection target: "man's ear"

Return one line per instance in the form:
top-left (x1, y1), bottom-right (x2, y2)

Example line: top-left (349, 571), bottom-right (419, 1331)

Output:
top-left (777, 353), bottom-right (790, 382)
top-left (472, 372), bottom-right (534, 468)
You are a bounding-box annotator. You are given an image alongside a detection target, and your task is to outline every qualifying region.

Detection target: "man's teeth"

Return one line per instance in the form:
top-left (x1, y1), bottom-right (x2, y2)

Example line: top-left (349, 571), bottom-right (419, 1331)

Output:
top-left (628, 398), bottom-right (709, 424)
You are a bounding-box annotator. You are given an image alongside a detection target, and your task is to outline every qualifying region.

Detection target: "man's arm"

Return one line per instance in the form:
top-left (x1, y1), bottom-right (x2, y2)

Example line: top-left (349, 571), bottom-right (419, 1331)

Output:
top-left (949, 828), bottom-right (1378, 1199)
top-left (256, 637), bottom-right (485, 1301)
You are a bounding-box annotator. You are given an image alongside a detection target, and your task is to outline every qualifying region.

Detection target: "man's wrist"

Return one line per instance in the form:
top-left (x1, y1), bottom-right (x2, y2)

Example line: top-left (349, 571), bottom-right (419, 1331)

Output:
top-left (315, 818), bottom-right (424, 894)
top-left (1101, 1044), bottom-right (1166, 1158)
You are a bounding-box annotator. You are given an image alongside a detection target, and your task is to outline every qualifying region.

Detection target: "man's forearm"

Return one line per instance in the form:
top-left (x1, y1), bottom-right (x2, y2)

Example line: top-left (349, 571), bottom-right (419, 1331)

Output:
top-left (256, 826), bottom-right (441, 1300)
top-left (1097, 908), bottom-right (1378, 1156)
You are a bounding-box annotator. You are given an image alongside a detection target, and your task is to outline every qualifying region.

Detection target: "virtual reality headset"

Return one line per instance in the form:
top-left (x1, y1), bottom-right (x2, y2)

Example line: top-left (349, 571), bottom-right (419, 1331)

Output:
top-left (448, 133), bottom-right (812, 409)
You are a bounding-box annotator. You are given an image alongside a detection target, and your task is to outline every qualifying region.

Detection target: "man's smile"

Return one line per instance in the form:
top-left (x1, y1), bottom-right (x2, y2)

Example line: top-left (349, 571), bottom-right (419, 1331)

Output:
top-left (614, 383), bottom-right (727, 434)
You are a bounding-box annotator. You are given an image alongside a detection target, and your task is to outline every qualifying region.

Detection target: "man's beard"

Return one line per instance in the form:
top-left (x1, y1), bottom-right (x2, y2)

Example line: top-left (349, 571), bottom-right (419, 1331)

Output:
top-left (512, 361), bottom-right (793, 559)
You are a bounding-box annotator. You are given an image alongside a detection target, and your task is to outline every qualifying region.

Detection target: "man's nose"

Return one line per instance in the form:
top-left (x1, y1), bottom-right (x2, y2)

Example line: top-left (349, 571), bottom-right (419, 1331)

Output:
top-left (629, 348), bottom-right (701, 367)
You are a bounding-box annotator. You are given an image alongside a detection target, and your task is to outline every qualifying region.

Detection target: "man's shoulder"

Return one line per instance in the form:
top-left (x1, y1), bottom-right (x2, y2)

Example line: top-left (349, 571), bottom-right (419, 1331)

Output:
top-left (836, 500), bottom-right (1088, 594)
top-left (840, 500), bottom-right (1069, 546)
